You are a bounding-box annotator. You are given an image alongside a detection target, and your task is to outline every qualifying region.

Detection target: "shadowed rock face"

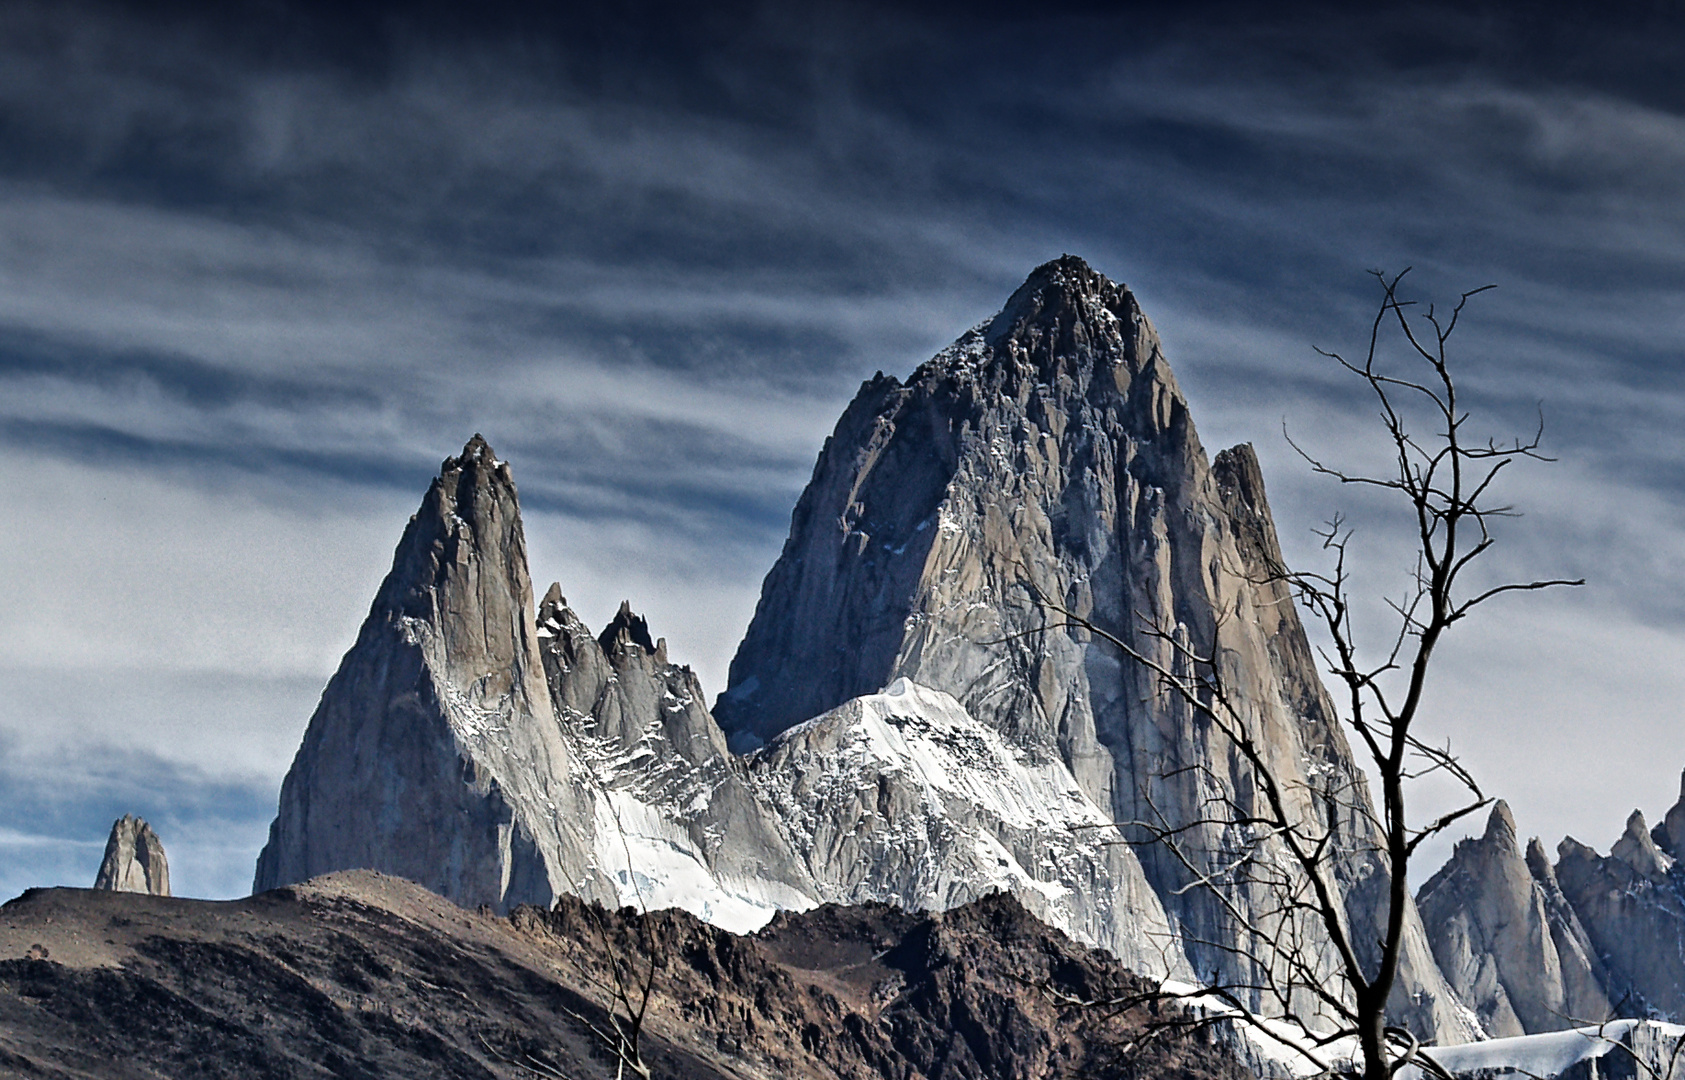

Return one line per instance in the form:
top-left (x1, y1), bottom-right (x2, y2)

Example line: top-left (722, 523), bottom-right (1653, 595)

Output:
top-left (1416, 802), bottom-right (1611, 1036)
top-left (1556, 806), bottom-right (1685, 1020)
top-left (253, 436), bottom-right (607, 912)
top-left (715, 255), bottom-right (1469, 1040)
top-left (92, 815), bottom-right (170, 897)
top-left (1651, 772), bottom-right (1685, 861)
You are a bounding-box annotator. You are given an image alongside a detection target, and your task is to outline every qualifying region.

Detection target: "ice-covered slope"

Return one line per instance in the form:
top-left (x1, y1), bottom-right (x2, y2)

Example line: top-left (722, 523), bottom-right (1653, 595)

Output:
top-left (1397, 1020), bottom-right (1685, 1080)
top-left (750, 678), bottom-right (1190, 980)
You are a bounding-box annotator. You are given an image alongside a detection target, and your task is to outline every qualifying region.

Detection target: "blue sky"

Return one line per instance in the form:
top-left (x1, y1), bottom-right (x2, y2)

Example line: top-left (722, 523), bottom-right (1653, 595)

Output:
top-left (4, 0), bottom-right (1685, 899)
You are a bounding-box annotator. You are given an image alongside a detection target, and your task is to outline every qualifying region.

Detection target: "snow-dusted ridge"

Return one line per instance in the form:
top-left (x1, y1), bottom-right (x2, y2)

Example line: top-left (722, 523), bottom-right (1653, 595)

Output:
top-left (748, 678), bottom-right (1192, 981)
top-left (562, 674), bottom-right (1197, 966)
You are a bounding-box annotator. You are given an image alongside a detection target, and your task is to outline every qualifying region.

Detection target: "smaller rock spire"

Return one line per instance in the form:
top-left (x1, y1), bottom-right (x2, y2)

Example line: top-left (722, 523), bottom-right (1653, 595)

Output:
top-left (1611, 809), bottom-right (1673, 881)
top-left (1652, 769), bottom-right (1685, 859)
top-left (598, 600), bottom-right (661, 659)
top-left (1484, 799), bottom-right (1519, 849)
top-left (93, 815), bottom-right (171, 896)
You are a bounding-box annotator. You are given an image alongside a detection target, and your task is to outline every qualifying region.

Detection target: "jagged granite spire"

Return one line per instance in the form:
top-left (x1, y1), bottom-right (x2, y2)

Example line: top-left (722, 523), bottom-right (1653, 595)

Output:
top-left (253, 436), bottom-right (607, 912)
top-left (1556, 809), bottom-right (1685, 1020)
top-left (93, 815), bottom-right (170, 896)
top-left (1650, 769), bottom-right (1685, 859)
top-left (716, 255), bottom-right (1470, 1039)
top-left (1416, 802), bottom-right (1611, 1035)
top-left (535, 588), bottom-right (819, 930)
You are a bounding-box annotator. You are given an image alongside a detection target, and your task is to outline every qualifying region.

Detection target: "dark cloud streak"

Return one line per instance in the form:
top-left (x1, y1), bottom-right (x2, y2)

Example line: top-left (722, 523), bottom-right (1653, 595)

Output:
top-left (6, 0), bottom-right (1685, 893)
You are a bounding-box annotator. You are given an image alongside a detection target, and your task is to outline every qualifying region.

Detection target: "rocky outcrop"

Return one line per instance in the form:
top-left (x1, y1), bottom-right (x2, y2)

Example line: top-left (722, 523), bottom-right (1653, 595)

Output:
top-left (1416, 802), bottom-right (1610, 1036)
top-left (1555, 809), bottom-right (1685, 1019)
top-left (92, 815), bottom-right (169, 896)
top-left (747, 678), bottom-right (1188, 980)
top-left (536, 588), bottom-right (819, 931)
top-left (253, 436), bottom-right (607, 912)
top-left (716, 255), bottom-right (1468, 1039)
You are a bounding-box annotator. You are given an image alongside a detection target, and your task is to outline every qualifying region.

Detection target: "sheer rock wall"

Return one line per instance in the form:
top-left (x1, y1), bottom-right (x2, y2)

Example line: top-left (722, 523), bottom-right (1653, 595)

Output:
top-left (253, 436), bottom-right (607, 912)
top-left (716, 256), bottom-right (1470, 1040)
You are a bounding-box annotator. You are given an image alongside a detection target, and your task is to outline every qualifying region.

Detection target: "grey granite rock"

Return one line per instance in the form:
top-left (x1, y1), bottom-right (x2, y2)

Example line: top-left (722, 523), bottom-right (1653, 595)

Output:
top-left (1416, 802), bottom-right (1611, 1036)
top-left (1556, 811), bottom-right (1685, 1020)
top-left (535, 589), bottom-right (820, 931)
top-left (1525, 838), bottom-right (1614, 1027)
top-left (1652, 771), bottom-right (1685, 860)
top-left (715, 255), bottom-right (1470, 1040)
top-left (92, 815), bottom-right (170, 896)
top-left (253, 436), bottom-right (608, 912)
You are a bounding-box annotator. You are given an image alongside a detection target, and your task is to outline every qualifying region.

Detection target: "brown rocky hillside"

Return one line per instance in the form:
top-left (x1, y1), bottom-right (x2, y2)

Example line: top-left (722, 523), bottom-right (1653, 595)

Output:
top-left (0, 871), bottom-right (1250, 1080)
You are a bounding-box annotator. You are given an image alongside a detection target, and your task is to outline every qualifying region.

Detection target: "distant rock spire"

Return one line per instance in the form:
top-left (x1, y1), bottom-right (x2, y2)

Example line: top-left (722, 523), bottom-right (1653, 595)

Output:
top-left (93, 815), bottom-right (170, 896)
top-left (1612, 809), bottom-right (1674, 881)
top-left (1650, 769), bottom-right (1685, 859)
top-left (1416, 801), bottom-right (1610, 1036)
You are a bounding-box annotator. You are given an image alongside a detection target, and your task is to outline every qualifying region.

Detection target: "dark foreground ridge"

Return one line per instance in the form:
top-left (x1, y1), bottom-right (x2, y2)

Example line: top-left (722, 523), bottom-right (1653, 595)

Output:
top-left (0, 871), bottom-right (1250, 1080)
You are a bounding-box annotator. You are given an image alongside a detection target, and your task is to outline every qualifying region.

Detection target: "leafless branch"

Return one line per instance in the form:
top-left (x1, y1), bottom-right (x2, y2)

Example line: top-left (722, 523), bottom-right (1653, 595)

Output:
top-left (1042, 272), bottom-right (1579, 1080)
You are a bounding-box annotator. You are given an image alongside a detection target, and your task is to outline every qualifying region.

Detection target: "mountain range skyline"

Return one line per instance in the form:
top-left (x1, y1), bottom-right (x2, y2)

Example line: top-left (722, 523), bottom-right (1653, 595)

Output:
top-left (4, 0), bottom-right (1685, 900)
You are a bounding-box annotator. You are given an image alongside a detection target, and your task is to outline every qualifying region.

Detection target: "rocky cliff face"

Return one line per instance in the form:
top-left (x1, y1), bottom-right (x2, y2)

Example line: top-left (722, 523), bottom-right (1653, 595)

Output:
top-left (1555, 806), bottom-right (1685, 1020)
top-left (716, 255), bottom-right (1467, 1038)
top-left (1524, 838), bottom-right (1615, 1028)
top-left (1417, 775), bottom-right (1685, 1032)
top-left (253, 436), bottom-right (606, 912)
top-left (1415, 802), bottom-right (1610, 1036)
top-left (92, 815), bottom-right (170, 896)
top-left (535, 588), bottom-right (820, 931)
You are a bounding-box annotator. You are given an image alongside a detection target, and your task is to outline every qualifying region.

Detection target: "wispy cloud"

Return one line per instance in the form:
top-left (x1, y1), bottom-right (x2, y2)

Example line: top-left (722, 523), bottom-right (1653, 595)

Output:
top-left (3, 0), bottom-right (1684, 890)
top-left (0, 731), bottom-right (277, 900)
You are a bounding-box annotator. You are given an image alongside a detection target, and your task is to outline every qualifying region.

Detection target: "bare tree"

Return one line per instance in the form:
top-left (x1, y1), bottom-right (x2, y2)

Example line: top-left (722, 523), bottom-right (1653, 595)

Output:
top-left (1040, 270), bottom-right (1582, 1080)
top-left (562, 731), bottom-right (661, 1080)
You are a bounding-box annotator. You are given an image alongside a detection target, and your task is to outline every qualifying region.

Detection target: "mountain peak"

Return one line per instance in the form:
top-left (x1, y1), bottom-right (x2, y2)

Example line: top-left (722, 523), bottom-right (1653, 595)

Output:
top-left (1485, 799), bottom-right (1519, 849)
top-left (598, 600), bottom-right (660, 658)
top-left (714, 257), bottom-right (1469, 1040)
top-left (452, 432), bottom-right (495, 464)
top-left (983, 254), bottom-right (1140, 353)
top-left (1612, 809), bottom-right (1673, 881)
top-left (254, 435), bottom-right (600, 912)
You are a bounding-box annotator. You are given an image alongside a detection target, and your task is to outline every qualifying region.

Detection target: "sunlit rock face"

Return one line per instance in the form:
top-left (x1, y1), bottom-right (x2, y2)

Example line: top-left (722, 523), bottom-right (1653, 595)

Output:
top-left (1416, 802), bottom-right (1611, 1036)
top-left (253, 436), bottom-right (607, 912)
top-left (716, 255), bottom-right (1471, 1040)
top-left (93, 815), bottom-right (170, 897)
